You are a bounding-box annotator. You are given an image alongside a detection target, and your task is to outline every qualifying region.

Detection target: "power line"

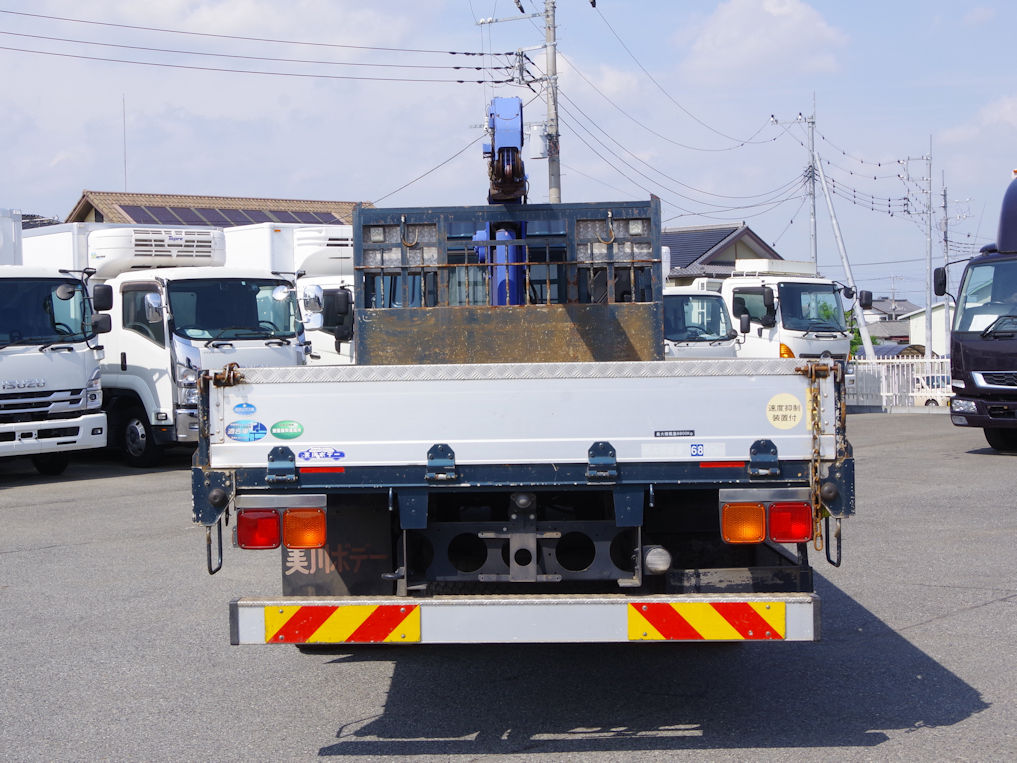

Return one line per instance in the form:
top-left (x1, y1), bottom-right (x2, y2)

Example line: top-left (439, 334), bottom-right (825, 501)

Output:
top-left (0, 8), bottom-right (509, 56)
top-left (590, 4), bottom-right (776, 147)
top-left (0, 28), bottom-right (514, 72)
top-left (0, 43), bottom-right (511, 84)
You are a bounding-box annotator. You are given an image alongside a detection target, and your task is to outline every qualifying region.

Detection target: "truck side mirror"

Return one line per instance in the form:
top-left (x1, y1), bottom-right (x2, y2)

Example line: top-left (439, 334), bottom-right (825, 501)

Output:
top-left (91, 313), bottom-right (112, 334)
top-left (858, 290), bottom-right (873, 310)
top-left (763, 287), bottom-right (774, 308)
top-left (303, 313), bottom-right (323, 331)
top-left (333, 288), bottom-right (351, 317)
top-left (933, 267), bottom-right (947, 297)
top-left (92, 283), bottom-right (113, 312)
top-left (333, 287), bottom-right (354, 344)
top-left (760, 314), bottom-right (776, 328)
top-left (842, 286), bottom-right (855, 299)
top-left (144, 292), bottom-right (163, 324)
top-left (739, 313), bottom-right (751, 334)
top-left (301, 284), bottom-right (324, 314)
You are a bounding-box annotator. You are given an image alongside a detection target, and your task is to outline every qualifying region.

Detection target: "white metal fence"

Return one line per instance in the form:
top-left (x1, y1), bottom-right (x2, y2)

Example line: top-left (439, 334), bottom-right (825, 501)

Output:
top-left (847, 358), bottom-right (952, 411)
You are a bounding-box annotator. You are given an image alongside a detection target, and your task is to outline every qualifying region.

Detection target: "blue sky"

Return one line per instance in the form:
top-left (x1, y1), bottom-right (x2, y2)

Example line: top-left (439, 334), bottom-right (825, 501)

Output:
top-left (1, 0), bottom-right (1014, 304)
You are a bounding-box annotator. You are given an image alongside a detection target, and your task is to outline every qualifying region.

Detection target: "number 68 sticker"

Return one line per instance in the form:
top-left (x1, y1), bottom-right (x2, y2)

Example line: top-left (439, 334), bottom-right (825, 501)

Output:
top-left (690, 443), bottom-right (705, 457)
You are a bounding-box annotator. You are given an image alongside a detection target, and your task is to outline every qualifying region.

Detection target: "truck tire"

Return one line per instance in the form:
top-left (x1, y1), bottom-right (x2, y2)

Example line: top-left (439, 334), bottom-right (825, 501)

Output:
top-left (983, 428), bottom-right (1017, 452)
top-left (31, 453), bottom-right (69, 476)
top-left (121, 405), bottom-right (163, 467)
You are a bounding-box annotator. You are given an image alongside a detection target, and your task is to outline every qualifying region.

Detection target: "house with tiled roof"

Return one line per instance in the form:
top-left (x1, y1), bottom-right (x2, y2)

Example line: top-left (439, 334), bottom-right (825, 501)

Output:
top-left (662, 223), bottom-right (782, 283)
top-left (65, 190), bottom-right (370, 227)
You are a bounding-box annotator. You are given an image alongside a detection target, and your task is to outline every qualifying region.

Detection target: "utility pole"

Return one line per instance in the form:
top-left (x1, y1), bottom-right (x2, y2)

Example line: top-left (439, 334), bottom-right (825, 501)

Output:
top-left (806, 98), bottom-right (817, 266)
top-left (926, 139), bottom-right (933, 359)
top-left (814, 151), bottom-right (875, 359)
top-left (770, 109), bottom-right (817, 264)
top-left (941, 182), bottom-right (950, 356)
top-left (899, 147), bottom-right (934, 359)
top-left (544, 0), bottom-right (561, 202)
top-left (477, 0), bottom-right (561, 202)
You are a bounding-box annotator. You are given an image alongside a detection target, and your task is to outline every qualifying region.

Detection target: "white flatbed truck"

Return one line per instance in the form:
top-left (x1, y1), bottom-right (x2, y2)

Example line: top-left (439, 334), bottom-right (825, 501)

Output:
top-left (192, 200), bottom-right (854, 645)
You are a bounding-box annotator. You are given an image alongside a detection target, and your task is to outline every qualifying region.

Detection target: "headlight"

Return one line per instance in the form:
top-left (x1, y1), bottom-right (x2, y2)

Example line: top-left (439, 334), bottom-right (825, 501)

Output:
top-left (85, 366), bottom-right (102, 409)
top-left (950, 398), bottom-right (977, 414)
top-left (175, 364), bottom-right (199, 407)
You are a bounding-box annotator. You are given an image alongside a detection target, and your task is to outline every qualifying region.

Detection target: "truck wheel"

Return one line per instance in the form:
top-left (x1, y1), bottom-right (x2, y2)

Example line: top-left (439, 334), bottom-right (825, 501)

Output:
top-left (31, 453), bottom-right (69, 476)
top-left (983, 428), bottom-right (1017, 452)
top-left (122, 406), bottom-right (163, 467)
top-left (924, 399), bottom-right (938, 407)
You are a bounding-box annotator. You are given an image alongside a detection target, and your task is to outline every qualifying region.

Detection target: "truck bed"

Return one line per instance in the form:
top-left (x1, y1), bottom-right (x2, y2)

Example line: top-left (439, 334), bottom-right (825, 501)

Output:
top-left (205, 358), bottom-right (837, 472)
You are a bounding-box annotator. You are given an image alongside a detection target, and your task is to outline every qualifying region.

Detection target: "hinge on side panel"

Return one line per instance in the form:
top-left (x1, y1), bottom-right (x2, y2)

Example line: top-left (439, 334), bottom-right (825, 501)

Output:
top-left (587, 441), bottom-right (617, 482)
top-left (266, 446), bottom-right (298, 484)
top-left (747, 439), bottom-right (780, 477)
top-left (425, 443), bottom-right (457, 482)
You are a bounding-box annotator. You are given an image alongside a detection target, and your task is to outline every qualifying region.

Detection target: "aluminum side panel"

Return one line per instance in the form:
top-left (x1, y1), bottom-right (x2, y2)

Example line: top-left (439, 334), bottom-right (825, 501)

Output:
top-left (207, 360), bottom-right (835, 469)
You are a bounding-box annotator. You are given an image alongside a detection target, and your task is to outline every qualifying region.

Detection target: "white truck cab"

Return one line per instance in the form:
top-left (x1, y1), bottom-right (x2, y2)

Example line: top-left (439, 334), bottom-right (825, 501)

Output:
top-left (223, 223), bottom-right (353, 364)
top-left (1, 210), bottom-right (113, 475)
top-left (662, 285), bottom-right (737, 358)
top-left (699, 259), bottom-right (853, 361)
top-left (23, 224), bottom-right (321, 466)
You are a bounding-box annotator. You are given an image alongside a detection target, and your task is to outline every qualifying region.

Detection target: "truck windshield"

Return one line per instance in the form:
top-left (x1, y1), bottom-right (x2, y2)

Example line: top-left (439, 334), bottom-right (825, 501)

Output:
top-left (167, 278), bottom-right (300, 341)
top-left (953, 258), bottom-right (1017, 333)
top-left (662, 293), bottom-right (732, 342)
top-left (0, 277), bottom-right (93, 346)
top-left (777, 282), bottom-right (847, 332)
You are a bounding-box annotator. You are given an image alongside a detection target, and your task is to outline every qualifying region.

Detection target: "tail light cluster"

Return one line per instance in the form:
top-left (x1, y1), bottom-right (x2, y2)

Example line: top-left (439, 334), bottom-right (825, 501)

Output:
top-left (236, 508), bottom-right (327, 550)
top-left (720, 501), bottom-right (813, 544)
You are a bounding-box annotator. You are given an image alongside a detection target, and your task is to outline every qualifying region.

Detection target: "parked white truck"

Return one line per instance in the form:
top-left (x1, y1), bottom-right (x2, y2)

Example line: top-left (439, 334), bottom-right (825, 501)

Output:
top-left (694, 259), bottom-right (863, 361)
top-left (193, 199), bottom-right (855, 647)
top-left (1, 209), bottom-right (113, 475)
top-left (223, 223), bottom-right (354, 364)
top-left (23, 223), bottom-right (322, 466)
top-left (662, 284), bottom-right (738, 358)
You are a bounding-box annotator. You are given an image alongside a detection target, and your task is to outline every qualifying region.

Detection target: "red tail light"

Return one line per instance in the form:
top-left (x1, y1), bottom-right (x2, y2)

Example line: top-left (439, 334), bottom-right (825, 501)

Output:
top-left (768, 502), bottom-right (813, 542)
top-left (237, 509), bottom-right (280, 549)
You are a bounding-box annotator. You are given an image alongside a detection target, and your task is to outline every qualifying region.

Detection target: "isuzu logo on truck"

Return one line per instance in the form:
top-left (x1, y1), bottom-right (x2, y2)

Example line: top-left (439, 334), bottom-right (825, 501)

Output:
top-left (2, 378), bottom-right (46, 390)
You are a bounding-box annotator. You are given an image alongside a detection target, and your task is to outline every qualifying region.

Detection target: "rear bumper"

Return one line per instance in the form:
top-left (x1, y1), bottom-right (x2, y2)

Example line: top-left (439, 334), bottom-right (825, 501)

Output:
top-left (231, 593), bottom-right (820, 645)
top-left (0, 411), bottom-right (107, 456)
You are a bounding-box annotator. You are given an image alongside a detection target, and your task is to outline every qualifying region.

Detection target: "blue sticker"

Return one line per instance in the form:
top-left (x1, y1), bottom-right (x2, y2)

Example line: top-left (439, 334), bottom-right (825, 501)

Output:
top-left (233, 402), bottom-right (257, 416)
top-left (297, 447), bottom-right (346, 461)
top-left (225, 420), bottom-right (268, 442)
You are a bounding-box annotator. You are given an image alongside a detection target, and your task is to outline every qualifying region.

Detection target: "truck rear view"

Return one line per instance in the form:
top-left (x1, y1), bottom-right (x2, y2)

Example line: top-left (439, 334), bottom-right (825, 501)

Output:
top-left (193, 199), bottom-right (855, 646)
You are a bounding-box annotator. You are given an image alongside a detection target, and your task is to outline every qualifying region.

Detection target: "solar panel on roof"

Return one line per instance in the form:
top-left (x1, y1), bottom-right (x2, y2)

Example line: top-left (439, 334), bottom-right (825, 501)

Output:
top-left (241, 209), bottom-right (272, 223)
top-left (269, 210), bottom-right (301, 223)
top-left (168, 207), bottom-right (210, 225)
top-left (119, 205), bottom-right (159, 224)
top-left (313, 212), bottom-right (343, 223)
top-left (291, 211), bottom-right (322, 224)
top-left (220, 209), bottom-right (254, 226)
top-left (144, 206), bottom-right (185, 224)
top-left (193, 208), bottom-right (231, 226)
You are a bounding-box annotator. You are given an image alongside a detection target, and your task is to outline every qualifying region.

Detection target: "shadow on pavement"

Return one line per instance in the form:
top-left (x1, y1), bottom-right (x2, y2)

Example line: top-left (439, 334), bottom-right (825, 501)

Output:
top-left (317, 576), bottom-right (988, 756)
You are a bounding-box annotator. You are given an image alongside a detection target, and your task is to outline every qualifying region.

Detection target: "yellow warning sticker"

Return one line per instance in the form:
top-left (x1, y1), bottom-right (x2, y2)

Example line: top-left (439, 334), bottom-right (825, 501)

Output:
top-left (766, 393), bottom-right (803, 429)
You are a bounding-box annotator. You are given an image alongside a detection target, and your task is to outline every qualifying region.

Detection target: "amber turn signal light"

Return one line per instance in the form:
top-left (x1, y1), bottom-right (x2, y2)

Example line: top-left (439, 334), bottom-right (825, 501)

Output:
top-left (282, 508), bottom-right (327, 549)
top-left (721, 502), bottom-right (766, 543)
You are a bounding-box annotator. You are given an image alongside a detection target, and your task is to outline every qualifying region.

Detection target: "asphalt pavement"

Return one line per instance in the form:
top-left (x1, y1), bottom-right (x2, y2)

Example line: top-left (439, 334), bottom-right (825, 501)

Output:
top-left (1, 413), bottom-right (1014, 761)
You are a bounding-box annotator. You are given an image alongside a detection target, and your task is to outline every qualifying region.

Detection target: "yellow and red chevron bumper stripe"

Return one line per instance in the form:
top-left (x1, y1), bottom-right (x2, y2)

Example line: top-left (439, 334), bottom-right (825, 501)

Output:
top-left (231, 594), bottom-right (817, 645)
top-left (628, 601), bottom-right (786, 640)
top-left (265, 604), bottom-right (420, 644)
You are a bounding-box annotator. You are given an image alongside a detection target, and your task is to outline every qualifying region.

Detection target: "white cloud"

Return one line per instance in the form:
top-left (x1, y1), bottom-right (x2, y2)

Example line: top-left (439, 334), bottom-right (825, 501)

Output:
top-left (962, 6), bottom-right (995, 26)
top-left (680, 0), bottom-right (847, 84)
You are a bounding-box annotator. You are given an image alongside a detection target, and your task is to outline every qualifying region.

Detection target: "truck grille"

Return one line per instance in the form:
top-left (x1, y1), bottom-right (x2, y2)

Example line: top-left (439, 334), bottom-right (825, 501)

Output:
top-left (982, 372), bottom-right (1017, 387)
top-left (0, 388), bottom-right (86, 424)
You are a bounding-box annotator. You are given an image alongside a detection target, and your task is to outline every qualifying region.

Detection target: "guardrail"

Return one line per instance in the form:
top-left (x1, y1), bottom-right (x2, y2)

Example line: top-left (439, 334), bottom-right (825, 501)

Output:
top-left (847, 358), bottom-right (952, 411)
